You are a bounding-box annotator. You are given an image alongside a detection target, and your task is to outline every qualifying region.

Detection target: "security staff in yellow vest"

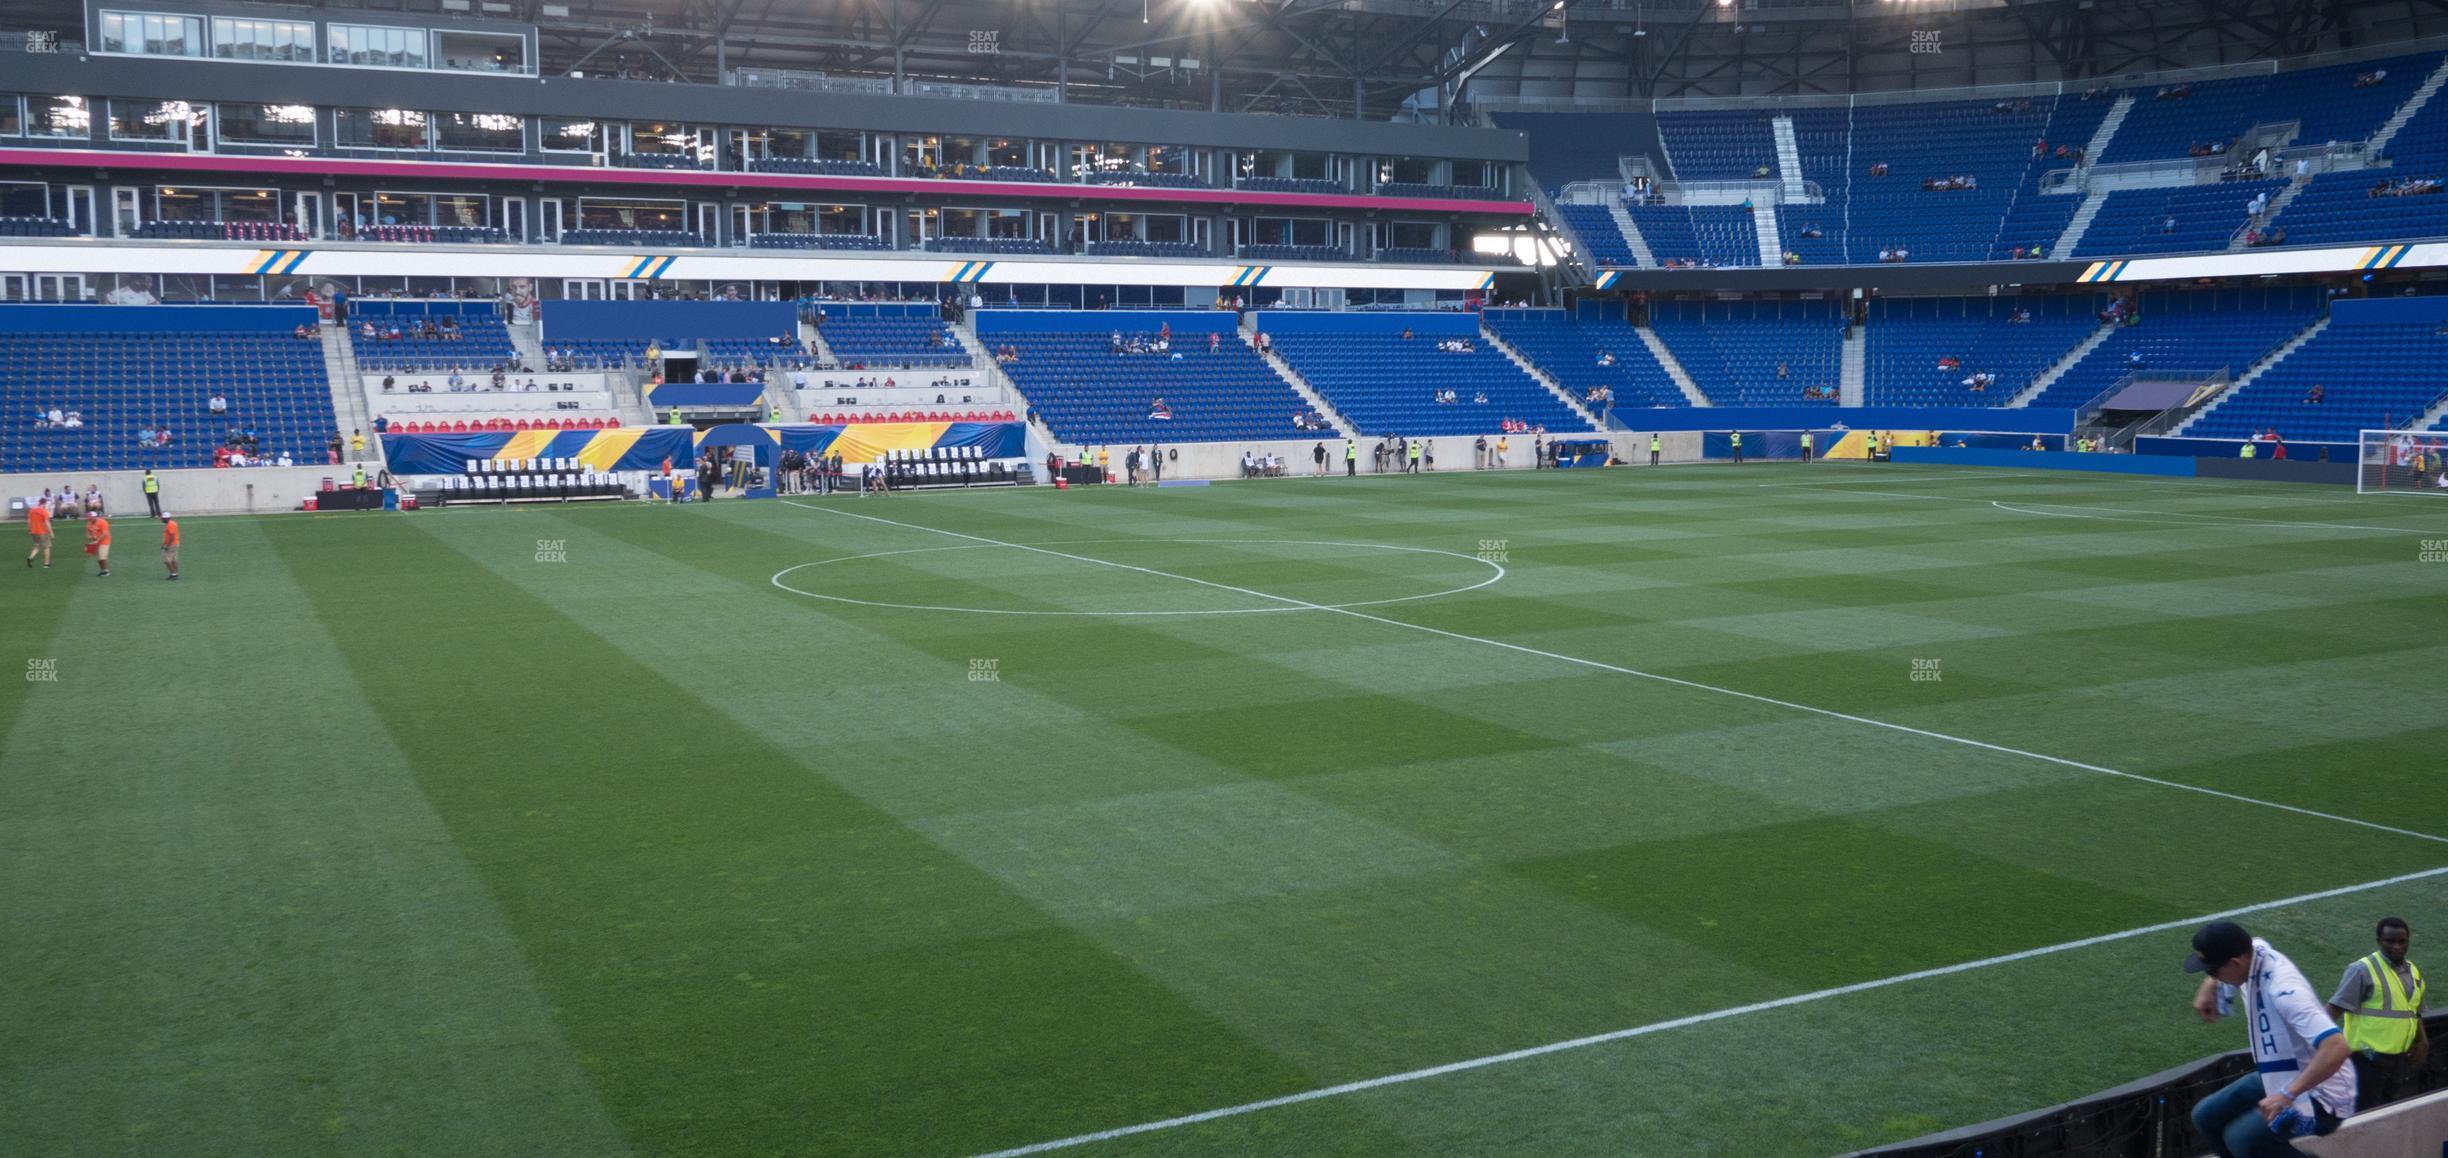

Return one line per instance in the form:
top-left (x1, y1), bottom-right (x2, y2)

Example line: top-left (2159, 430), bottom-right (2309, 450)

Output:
top-left (1728, 430), bottom-right (1742, 464)
top-left (352, 464), bottom-right (367, 489)
top-left (1648, 434), bottom-right (1661, 466)
top-left (142, 469), bottom-right (162, 518)
top-left (1799, 430), bottom-right (1813, 463)
top-left (2327, 917), bottom-right (2428, 1111)
top-left (2240, 441), bottom-right (2257, 459)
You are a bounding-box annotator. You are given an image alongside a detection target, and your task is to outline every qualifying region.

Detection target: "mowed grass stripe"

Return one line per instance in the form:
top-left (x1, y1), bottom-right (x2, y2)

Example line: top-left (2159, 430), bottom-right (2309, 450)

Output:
top-left (260, 512), bottom-right (1341, 1157)
top-left (0, 518), bottom-right (628, 1158)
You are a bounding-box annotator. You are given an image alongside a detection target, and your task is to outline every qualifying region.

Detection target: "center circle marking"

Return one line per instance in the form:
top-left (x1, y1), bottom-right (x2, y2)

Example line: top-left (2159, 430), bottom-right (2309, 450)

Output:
top-left (769, 537), bottom-right (1505, 616)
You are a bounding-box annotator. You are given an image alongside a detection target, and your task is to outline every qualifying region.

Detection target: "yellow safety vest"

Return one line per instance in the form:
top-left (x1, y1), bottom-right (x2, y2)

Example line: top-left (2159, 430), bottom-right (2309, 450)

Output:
top-left (2240, 443), bottom-right (2257, 459)
top-left (1729, 433), bottom-right (1741, 448)
top-left (1800, 433), bottom-right (1812, 450)
top-left (2343, 953), bottom-right (2426, 1055)
top-left (142, 475), bottom-right (158, 494)
top-left (1649, 436), bottom-right (1660, 452)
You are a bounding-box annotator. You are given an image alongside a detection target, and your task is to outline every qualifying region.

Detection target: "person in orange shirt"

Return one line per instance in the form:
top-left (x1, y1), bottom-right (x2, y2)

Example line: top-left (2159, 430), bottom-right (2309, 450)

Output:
top-left (85, 511), bottom-right (111, 577)
top-left (23, 501), bottom-right (52, 569)
top-left (160, 515), bottom-right (180, 580)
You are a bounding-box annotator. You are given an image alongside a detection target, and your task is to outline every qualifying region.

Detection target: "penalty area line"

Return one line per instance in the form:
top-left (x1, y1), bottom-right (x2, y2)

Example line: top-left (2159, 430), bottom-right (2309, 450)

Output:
top-left (783, 499), bottom-right (2448, 851)
top-left (975, 864), bottom-right (2448, 1156)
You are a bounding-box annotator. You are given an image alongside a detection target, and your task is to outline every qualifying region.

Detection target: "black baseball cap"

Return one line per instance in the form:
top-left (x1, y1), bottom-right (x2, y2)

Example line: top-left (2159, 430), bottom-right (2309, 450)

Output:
top-left (2185, 920), bottom-right (2253, 973)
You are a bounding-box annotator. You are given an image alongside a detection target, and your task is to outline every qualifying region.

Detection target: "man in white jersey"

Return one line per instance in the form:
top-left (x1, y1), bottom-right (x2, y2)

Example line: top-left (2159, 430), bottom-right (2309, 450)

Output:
top-left (2185, 920), bottom-right (2356, 1156)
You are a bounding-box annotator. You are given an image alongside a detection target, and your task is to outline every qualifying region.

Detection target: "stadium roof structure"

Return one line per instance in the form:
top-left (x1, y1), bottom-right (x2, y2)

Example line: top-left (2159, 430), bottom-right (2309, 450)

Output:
top-left (6, 0), bottom-right (2448, 112)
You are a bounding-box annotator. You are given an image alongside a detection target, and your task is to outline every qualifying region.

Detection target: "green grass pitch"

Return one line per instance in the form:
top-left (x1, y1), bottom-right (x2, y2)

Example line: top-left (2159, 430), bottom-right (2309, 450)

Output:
top-left (5, 463), bottom-right (2446, 1156)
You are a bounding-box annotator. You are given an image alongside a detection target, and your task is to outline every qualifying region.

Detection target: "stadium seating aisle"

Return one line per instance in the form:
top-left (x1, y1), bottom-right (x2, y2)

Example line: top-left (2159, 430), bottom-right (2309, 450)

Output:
top-left (993, 328), bottom-right (1320, 445)
top-left (1554, 204), bottom-right (1638, 267)
top-left (2021, 287), bottom-right (2325, 410)
top-left (1483, 310), bottom-right (1688, 412)
top-left (2184, 319), bottom-right (2448, 443)
top-left (1629, 204), bottom-right (1759, 267)
top-left (3, 316), bottom-right (337, 473)
top-left (1646, 299), bottom-right (1843, 406)
top-left (1267, 324), bottom-right (1594, 436)
top-left (2101, 54), bottom-right (2439, 164)
top-left (1863, 297), bottom-right (2103, 406)
top-left (2076, 179), bottom-right (2286, 256)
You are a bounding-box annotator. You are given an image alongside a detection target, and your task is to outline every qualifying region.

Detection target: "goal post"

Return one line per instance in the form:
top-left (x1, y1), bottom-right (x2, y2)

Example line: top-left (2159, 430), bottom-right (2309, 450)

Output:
top-left (2356, 430), bottom-right (2448, 495)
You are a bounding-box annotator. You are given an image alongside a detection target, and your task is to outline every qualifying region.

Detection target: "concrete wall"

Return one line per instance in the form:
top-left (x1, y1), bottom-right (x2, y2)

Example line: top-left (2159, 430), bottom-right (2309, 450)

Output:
top-left (3, 466), bottom-right (369, 520)
top-left (2300, 1087), bottom-right (2448, 1156)
top-left (1056, 432), bottom-right (1703, 482)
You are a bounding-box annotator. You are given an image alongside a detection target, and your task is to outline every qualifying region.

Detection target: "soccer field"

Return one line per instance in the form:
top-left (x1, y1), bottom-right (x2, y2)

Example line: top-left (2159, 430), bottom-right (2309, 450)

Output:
top-left (6, 463), bottom-right (2446, 1157)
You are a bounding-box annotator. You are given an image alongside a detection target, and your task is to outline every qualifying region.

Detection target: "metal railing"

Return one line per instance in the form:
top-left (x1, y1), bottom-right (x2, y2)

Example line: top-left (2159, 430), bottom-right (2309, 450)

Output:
top-left (725, 68), bottom-right (893, 95)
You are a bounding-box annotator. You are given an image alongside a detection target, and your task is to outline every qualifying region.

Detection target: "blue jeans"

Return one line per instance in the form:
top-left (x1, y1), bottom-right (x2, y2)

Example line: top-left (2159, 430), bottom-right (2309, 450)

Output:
top-left (2192, 1073), bottom-right (2331, 1158)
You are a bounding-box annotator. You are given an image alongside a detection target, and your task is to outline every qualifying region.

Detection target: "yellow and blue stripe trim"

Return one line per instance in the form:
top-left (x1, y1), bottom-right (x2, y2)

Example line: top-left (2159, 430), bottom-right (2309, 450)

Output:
top-left (942, 261), bottom-right (997, 283)
top-left (622, 255), bottom-right (679, 279)
top-left (2357, 245), bottom-right (2412, 270)
top-left (248, 249), bottom-right (311, 275)
top-left (2077, 260), bottom-right (2130, 284)
top-left (1593, 271), bottom-right (1622, 291)
top-left (1230, 266), bottom-right (1271, 287)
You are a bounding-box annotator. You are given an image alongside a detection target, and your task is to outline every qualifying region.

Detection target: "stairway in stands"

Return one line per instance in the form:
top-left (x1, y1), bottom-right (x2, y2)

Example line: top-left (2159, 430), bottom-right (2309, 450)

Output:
top-left (1605, 201), bottom-right (1659, 268)
top-left (318, 325), bottom-right (377, 461)
top-left (2010, 321), bottom-right (2120, 406)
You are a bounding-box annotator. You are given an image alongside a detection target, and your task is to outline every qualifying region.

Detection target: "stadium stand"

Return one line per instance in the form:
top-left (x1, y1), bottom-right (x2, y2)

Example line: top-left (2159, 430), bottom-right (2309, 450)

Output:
top-left (2, 305), bottom-right (335, 473)
top-left (924, 237), bottom-right (1058, 254)
top-left (748, 233), bottom-right (892, 250)
top-left (748, 158), bottom-right (887, 177)
top-left (1090, 241), bottom-right (1211, 258)
top-left (1863, 297), bottom-right (2103, 406)
top-left (133, 221), bottom-right (307, 242)
top-left (1085, 171), bottom-right (1209, 189)
top-left (817, 303), bottom-right (971, 368)
top-left (1239, 244), bottom-right (1348, 262)
top-left (538, 300), bottom-right (805, 372)
top-left (2075, 178), bottom-right (2288, 256)
top-left (2020, 287), bottom-right (2326, 410)
top-left (1375, 183), bottom-right (1504, 200)
top-left (1646, 299), bottom-right (1844, 405)
top-left (2100, 54), bottom-right (2438, 163)
top-left (1375, 247), bottom-right (1461, 263)
top-left (1492, 112), bottom-right (1644, 193)
top-left (349, 302), bottom-right (519, 372)
top-left (1628, 203), bottom-right (1758, 267)
top-left (1553, 204), bottom-right (1638, 266)
top-left (559, 229), bottom-right (706, 247)
top-left (616, 151), bottom-right (710, 170)
top-left (1236, 176), bottom-right (1347, 195)
top-left (2183, 310), bottom-right (2448, 443)
top-left (0, 216), bottom-right (83, 238)
top-left (1840, 98), bottom-right (2060, 264)
top-left (980, 312), bottom-right (1320, 444)
top-left (354, 225), bottom-right (511, 243)
top-left (2268, 78), bottom-right (2448, 246)
top-left (1482, 309), bottom-right (1688, 412)
top-left (1261, 314), bottom-right (1594, 436)
top-left (1658, 109), bottom-right (1781, 180)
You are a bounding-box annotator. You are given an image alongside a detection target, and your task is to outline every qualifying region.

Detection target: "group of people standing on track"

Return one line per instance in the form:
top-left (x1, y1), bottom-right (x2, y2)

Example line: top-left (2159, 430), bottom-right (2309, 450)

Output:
top-left (24, 471), bottom-right (178, 580)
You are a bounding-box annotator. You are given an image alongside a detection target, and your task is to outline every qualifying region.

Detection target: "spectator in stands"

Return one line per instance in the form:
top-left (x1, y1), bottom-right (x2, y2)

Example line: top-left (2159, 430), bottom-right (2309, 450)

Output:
top-left (1776, 361), bottom-right (1790, 380)
top-left (62, 411), bottom-right (83, 429)
top-left (2305, 384), bottom-right (2325, 405)
top-left (208, 394), bottom-right (228, 416)
top-left (2162, 214), bottom-right (2179, 234)
top-left (45, 406), bottom-right (65, 427)
top-left (2354, 68), bottom-right (2388, 88)
top-left (447, 369), bottom-right (466, 391)
top-left (2185, 920), bottom-right (2353, 1153)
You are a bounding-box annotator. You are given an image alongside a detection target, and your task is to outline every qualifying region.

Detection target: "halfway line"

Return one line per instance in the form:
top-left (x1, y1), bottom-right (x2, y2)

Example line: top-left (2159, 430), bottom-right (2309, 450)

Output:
top-left (975, 864), bottom-right (2448, 1156)
top-left (782, 499), bottom-right (2448, 849)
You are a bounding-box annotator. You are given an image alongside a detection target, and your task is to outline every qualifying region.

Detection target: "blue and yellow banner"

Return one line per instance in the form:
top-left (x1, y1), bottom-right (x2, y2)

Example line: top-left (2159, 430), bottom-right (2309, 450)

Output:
top-left (379, 426), bottom-right (696, 474)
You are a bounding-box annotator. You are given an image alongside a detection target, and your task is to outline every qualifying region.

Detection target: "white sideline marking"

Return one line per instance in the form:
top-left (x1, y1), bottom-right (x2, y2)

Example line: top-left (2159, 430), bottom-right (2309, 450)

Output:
top-left (975, 864), bottom-right (2448, 1156)
top-left (782, 500), bottom-right (2448, 848)
top-left (1988, 500), bottom-right (2439, 535)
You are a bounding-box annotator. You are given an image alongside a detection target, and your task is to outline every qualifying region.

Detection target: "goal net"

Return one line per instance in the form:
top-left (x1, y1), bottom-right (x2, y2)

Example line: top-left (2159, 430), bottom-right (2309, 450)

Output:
top-left (2357, 430), bottom-right (2448, 495)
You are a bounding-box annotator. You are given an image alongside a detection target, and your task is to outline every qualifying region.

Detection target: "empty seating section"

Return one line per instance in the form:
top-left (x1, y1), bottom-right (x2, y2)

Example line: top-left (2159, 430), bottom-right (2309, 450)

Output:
top-left (1555, 204), bottom-right (1637, 266)
top-left (1238, 244), bottom-right (1347, 262)
top-left (350, 305), bottom-right (518, 372)
top-left (2185, 318), bottom-right (2448, 443)
top-left (2270, 82), bottom-right (2448, 246)
top-left (924, 238), bottom-right (1057, 254)
top-left (1629, 204), bottom-right (1757, 267)
top-left (540, 300), bottom-right (808, 371)
top-left (1863, 297), bottom-right (2102, 406)
top-left (134, 220), bottom-right (306, 242)
top-left (702, 338), bottom-right (817, 368)
top-left (1086, 171), bottom-right (1208, 189)
top-left (1092, 241), bottom-right (1210, 258)
top-left (1843, 99), bottom-right (2058, 263)
top-left (386, 416), bottom-right (620, 434)
top-left (2021, 288), bottom-right (2324, 410)
top-left (1236, 177), bottom-right (1346, 195)
top-left (2077, 179), bottom-right (2285, 256)
top-left (2101, 55), bottom-right (2439, 163)
top-left (1779, 108), bottom-right (1854, 265)
top-left (355, 225), bottom-right (510, 243)
top-left (1482, 310), bottom-right (1686, 411)
top-left (1264, 318), bottom-right (1592, 436)
top-left (1376, 183), bottom-right (1503, 200)
top-left (1990, 193), bottom-right (2084, 260)
top-left (992, 327), bottom-right (1315, 445)
top-left (819, 306), bottom-right (969, 368)
top-left (1658, 110), bottom-right (1779, 179)
top-left (1646, 299), bottom-right (1842, 406)
top-left (0, 216), bottom-right (81, 237)
top-left (1375, 247), bottom-right (1459, 264)
top-left (749, 158), bottom-right (886, 177)
top-left (749, 233), bottom-right (889, 250)
top-left (560, 229), bottom-right (705, 247)
top-left (1, 305), bottom-right (335, 473)
top-left (617, 151), bottom-right (709, 170)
